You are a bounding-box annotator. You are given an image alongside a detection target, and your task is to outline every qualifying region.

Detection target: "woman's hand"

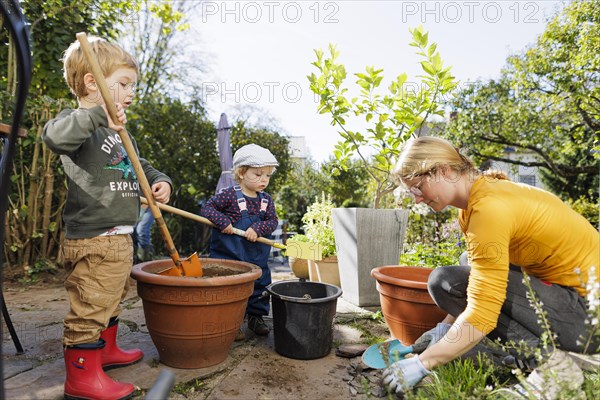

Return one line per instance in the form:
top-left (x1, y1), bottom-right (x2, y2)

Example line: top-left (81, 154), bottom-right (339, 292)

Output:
top-left (415, 322), bottom-right (452, 349)
top-left (382, 356), bottom-right (431, 396)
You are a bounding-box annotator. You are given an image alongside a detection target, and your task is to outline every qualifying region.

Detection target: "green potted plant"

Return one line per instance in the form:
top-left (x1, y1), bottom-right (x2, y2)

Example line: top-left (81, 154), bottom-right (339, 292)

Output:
top-left (308, 26), bottom-right (457, 306)
top-left (301, 193), bottom-right (340, 287)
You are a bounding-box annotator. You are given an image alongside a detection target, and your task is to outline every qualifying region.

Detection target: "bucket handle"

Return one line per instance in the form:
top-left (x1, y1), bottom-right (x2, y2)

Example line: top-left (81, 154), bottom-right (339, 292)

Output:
top-left (266, 278), bottom-right (342, 304)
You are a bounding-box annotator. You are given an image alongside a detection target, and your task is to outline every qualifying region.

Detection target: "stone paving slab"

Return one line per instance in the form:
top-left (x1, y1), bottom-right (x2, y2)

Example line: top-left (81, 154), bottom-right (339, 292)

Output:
top-left (4, 358), bottom-right (64, 400)
top-left (3, 359), bottom-right (33, 380)
top-left (568, 352), bottom-right (600, 372)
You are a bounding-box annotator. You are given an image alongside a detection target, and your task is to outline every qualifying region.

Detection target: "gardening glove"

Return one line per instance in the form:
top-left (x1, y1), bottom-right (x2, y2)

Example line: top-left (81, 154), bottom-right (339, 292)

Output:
top-left (382, 355), bottom-right (430, 397)
top-left (415, 322), bottom-right (451, 349)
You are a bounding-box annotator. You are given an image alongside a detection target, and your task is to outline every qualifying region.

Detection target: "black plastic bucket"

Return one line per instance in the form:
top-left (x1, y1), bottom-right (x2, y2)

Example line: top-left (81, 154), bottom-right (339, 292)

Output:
top-left (267, 279), bottom-right (342, 360)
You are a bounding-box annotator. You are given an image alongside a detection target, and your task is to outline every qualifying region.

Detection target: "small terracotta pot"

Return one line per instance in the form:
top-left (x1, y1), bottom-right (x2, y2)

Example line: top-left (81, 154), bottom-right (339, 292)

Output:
top-left (371, 265), bottom-right (446, 345)
top-left (288, 256), bottom-right (309, 279)
top-left (131, 258), bottom-right (261, 369)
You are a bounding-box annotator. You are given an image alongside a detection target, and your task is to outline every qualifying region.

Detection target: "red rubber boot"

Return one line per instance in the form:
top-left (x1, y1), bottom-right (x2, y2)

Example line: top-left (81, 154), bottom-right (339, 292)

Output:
top-left (64, 341), bottom-right (134, 400)
top-left (100, 319), bottom-right (143, 370)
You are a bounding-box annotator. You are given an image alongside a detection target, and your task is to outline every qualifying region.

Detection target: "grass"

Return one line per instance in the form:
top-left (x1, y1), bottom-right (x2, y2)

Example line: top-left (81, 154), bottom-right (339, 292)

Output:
top-left (582, 370), bottom-right (600, 398)
top-left (403, 355), bottom-right (513, 400)
top-left (395, 354), bottom-right (599, 399)
top-left (171, 378), bottom-right (206, 396)
top-left (335, 312), bottom-right (390, 346)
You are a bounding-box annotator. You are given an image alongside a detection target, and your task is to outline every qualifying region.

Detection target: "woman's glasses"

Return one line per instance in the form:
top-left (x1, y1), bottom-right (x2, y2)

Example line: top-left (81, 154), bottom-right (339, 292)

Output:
top-left (407, 174), bottom-right (430, 198)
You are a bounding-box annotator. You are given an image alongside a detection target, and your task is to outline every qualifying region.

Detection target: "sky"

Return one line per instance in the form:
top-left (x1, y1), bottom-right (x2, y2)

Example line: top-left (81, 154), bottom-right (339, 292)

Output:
top-left (190, 1), bottom-right (565, 162)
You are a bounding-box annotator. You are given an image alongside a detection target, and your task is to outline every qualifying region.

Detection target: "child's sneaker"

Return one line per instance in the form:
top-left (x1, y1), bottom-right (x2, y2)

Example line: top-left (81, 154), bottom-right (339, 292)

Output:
top-left (247, 315), bottom-right (269, 336)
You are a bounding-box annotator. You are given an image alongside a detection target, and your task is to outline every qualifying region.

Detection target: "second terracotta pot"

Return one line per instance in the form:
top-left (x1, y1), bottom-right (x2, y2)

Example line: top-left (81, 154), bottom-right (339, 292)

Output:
top-left (371, 265), bottom-right (446, 345)
top-left (131, 258), bottom-right (261, 369)
top-left (308, 256), bottom-right (340, 287)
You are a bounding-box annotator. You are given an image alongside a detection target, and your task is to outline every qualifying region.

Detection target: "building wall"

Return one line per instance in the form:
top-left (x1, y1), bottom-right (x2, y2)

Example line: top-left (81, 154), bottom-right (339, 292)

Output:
top-left (288, 136), bottom-right (308, 161)
top-left (488, 150), bottom-right (545, 189)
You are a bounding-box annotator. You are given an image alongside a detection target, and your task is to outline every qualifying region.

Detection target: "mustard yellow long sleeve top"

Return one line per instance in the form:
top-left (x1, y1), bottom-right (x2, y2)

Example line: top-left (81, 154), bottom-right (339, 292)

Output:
top-left (457, 176), bottom-right (600, 334)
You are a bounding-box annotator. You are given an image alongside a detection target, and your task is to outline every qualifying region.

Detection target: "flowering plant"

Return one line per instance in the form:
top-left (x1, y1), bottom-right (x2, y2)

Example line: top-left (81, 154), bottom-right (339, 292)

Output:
top-left (301, 193), bottom-right (337, 258)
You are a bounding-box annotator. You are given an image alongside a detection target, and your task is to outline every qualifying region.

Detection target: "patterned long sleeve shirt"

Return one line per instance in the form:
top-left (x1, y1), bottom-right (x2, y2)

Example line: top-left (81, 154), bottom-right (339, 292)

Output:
top-left (200, 186), bottom-right (278, 237)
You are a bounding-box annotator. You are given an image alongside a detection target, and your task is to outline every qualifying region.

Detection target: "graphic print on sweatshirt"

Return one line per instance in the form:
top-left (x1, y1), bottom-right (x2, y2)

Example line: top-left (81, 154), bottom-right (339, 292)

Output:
top-left (105, 147), bottom-right (137, 180)
top-left (103, 143), bottom-right (139, 197)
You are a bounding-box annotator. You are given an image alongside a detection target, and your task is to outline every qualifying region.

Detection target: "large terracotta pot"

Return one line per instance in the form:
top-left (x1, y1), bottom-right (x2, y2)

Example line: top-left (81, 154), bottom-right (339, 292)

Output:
top-left (371, 265), bottom-right (446, 345)
top-left (131, 258), bottom-right (261, 369)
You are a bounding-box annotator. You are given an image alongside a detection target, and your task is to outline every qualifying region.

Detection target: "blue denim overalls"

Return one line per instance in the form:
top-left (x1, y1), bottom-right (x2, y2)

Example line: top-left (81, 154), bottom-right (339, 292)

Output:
top-left (209, 186), bottom-right (272, 316)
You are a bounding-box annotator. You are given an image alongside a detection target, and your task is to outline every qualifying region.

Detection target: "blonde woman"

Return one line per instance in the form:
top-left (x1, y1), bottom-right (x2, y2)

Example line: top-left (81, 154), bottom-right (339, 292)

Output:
top-left (383, 136), bottom-right (599, 398)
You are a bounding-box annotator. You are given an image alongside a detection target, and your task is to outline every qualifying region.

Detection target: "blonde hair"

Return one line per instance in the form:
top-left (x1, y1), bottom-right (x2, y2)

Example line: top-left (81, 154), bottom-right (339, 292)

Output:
top-left (62, 37), bottom-right (138, 98)
top-left (233, 166), bottom-right (250, 183)
top-left (392, 136), bottom-right (507, 186)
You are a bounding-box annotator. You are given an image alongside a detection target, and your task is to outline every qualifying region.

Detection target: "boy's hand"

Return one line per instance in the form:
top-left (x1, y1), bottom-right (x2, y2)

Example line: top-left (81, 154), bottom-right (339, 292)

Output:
top-left (151, 182), bottom-right (171, 204)
top-left (102, 103), bottom-right (127, 131)
top-left (244, 228), bottom-right (258, 242)
top-left (221, 224), bottom-right (234, 234)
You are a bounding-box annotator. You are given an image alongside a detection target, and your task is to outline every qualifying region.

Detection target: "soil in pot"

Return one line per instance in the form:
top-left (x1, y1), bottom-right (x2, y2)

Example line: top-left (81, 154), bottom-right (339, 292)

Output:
top-left (131, 258), bottom-right (262, 369)
top-left (190, 264), bottom-right (241, 277)
top-left (371, 265), bottom-right (446, 345)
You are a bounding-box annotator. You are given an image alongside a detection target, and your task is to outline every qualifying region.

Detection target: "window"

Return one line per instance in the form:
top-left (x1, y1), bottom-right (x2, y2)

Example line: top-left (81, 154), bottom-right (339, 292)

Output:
top-left (519, 174), bottom-right (537, 187)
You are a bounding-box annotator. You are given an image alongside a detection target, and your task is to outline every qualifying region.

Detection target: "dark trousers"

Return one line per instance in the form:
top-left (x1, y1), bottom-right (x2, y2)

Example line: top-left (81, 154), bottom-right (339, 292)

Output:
top-left (428, 266), bottom-right (598, 354)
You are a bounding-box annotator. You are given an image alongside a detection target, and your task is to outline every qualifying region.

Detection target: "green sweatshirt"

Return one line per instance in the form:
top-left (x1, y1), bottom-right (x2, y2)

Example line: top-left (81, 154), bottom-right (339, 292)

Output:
top-left (43, 106), bottom-right (172, 239)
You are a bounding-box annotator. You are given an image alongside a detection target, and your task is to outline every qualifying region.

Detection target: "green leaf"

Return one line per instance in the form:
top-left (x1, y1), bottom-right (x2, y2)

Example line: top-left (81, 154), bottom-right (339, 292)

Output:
top-left (421, 61), bottom-right (435, 75)
top-left (428, 43), bottom-right (438, 57)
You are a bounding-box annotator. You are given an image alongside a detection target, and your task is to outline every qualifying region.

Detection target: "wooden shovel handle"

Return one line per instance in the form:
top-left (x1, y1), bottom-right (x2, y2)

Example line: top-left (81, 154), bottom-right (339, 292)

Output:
top-left (140, 197), bottom-right (286, 250)
top-left (76, 32), bottom-right (182, 267)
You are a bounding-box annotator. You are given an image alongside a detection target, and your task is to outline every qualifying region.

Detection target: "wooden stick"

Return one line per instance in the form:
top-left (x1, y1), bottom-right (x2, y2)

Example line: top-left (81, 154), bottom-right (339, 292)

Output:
top-left (140, 197), bottom-right (286, 250)
top-left (0, 123), bottom-right (27, 138)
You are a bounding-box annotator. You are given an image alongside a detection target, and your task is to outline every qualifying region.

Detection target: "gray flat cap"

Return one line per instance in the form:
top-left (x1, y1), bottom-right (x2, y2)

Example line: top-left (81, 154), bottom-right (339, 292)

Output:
top-left (233, 144), bottom-right (279, 169)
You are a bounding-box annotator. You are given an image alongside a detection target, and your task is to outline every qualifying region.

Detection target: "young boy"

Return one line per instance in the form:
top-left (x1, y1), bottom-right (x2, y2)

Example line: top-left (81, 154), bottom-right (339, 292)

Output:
top-left (43, 37), bottom-right (172, 400)
top-left (201, 144), bottom-right (278, 340)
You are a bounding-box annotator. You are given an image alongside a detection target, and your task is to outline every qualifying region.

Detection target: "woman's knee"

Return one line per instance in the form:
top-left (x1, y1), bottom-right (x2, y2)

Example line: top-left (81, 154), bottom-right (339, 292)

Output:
top-left (428, 265), bottom-right (468, 290)
top-left (427, 266), bottom-right (470, 310)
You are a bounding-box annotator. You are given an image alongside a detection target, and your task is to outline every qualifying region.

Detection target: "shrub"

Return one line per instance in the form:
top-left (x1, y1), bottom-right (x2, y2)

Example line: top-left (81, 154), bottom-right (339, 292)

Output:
top-left (567, 195), bottom-right (599, 229)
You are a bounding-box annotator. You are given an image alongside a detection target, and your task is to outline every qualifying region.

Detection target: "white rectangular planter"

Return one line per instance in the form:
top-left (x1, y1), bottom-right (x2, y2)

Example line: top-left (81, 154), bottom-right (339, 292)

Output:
top-left (332, 208), bottom-right (410, 306)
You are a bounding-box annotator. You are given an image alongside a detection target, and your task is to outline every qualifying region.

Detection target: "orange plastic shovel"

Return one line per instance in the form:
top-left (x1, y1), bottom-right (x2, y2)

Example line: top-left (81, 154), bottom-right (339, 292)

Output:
top-left (76, 32), bottom-right (202, 277)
